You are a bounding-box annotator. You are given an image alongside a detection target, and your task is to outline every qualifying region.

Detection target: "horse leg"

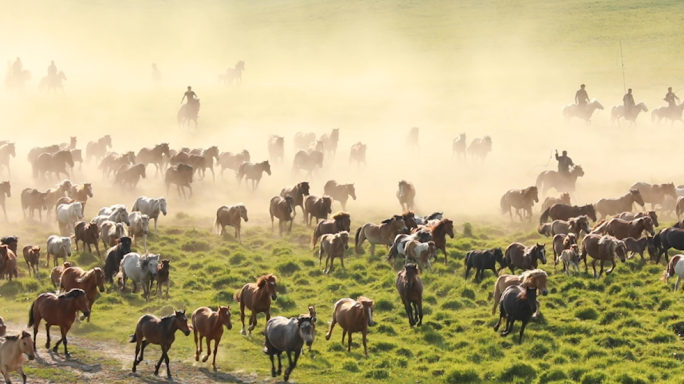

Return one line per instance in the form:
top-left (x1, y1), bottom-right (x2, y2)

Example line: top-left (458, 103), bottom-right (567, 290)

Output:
top-left (153, 346), bottom-right (166, 376)
top-left (347, 331), bottom-right (353, 352)
top-left (591, 259), bottom-right (597, 278)
top-left (211, 337), bottom-right (221, 371)
top-left (45, 324), bottom-right (51, 349)
top-left (325, 316), bottom-right (337, 341)
top-left (203, 336), bottom-right (211, 363)
top-left (676, 276), bottom-right (681, 291)
top-left (416, 301), bottom-right (423, 326)
top-left (518, 320), bottom-right (529, 343)
top-left (194, 329), bottom-right (201, 361)
top-left (403, 300), bottom-right (414, 326)
top-left (276, 352), bottom-right (283, 376)
top-left (248, 311), bottom-right (257, 335)
top-left (598, 260), bottom-right (605, 278)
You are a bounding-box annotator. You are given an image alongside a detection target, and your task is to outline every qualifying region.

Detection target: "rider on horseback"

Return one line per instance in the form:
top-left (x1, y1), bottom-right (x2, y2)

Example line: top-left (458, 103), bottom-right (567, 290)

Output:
top-left (48, 61), bottom-right (57, 78)
top-left (575, 84), bottom-right (589, 111)
top-left (623, 88), bottom-right (635, 118)
top-left (181, 86), bottom-right (198, 106)
top-left (555, 150), bottom-right (574, 184)
top-left (665, 87), bottom-right (679, 110)
top-left (12, 57), bottom-right (22, 77)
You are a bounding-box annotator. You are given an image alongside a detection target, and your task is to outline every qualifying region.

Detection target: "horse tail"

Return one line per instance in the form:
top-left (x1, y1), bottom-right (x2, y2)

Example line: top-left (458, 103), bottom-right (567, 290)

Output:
top-left (464, 251), bottom-right (471, 267)
top-left (354, 226), bottom-right (363, 253)
top-left (311, 226), bottom-right (319, 250)
top-left (540, 207), bottom-right (550, 225)
top-left (27, 301), bottom-right (36, 327)
top-left (492, 276), bottom-right (503, 315)
top-left (214, 209), bottom-right (220, 234)
top-left (129, 333), bottom-right (137, 343)
top-left (233, 286), bottom-right (244, 303)
top-left (500, 194), bottom-right (509, 215)
top-left (387, 237), bottom-right (400, 261)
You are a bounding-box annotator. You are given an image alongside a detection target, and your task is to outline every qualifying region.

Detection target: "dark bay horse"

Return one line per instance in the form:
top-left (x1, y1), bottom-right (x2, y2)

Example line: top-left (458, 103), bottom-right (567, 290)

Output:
top-left (396, 264), bottom-right (423, 327)
top-left (493, 269), bottom-right (548, 343)
top-left (500, 186), bottom-right (539, 222)
top-left (504, 242), bottom-right (546, 273)
top-left (28, 289), bottom-right (90, 358)
top-left (536, 165), bottom-right (584, 195)
top-left (464, 248), bottom-right (506, 282)
top-left (418, 218), bottom-right (455, 264)
top-left (654, 228), bottom-right (684, 264)
top-left (130, 310), bottom-right (191, 379)
top-left (280, 182), bottom-right (310, 221)
top-left (595, 189), bottom-right (645, 219)
top-left (178, 99), bottom-right (201, 130)
top-left (540, 203), bottom-right (596, 223)
top-left (269, 196), bottom-right (295, 236)
top-left (234, 274), bottom-right (278, 336)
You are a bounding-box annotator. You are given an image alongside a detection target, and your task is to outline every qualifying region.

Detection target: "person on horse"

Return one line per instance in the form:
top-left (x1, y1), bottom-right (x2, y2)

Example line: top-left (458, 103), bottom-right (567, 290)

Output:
top-left (180, 86), bottom-right (198, 106)
top-left (12, 57), bottom-right (22, 77)
top-left (623, 88), bottom-right (635, 118)
top-left (575, 84), bottom-right (589, 111)
top-left (48, 61), bottom-right (57, 78)
top-left (665, 87), bottom-right (679, 110)
top-left (555, 150), bottom-right (574, 184)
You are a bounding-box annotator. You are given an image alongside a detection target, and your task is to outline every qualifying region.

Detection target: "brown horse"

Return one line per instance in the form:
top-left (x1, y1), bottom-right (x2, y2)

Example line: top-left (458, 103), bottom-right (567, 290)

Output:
top-left (99, 152), bottom-right (135, 179)
top-left (324, 180), bottom-right (356, 210)
top-left (114, 163), bottom-right (146, 189)
top-left (165, 163), bottom-right (193, 199)
top-left (190, 145), bottom-right (220, 166)
top-left (294, 132), bottom-right (316, 151)
top-left (85, 135), bottom-right (112, 164)
top-left (192, 306), bottom-right (233, 371)
top-left (136, 143), bottom-right (170, 177)
top-left (45, 180), bottom-right (72, 220)
top-left (310, 211), bottom-right (352, 249)
top-left (34, 150), bottom-right (73, 179)
top-left (325, 296), bottom-right (375, 356)
top-left (401, 211), bottom-right (419, 231)
top-left (541, 193), bottom-right (571, 213)
top-left (130, 310), bottom-right (191, 379)
top-left (0, 181), bottom-right (10, 220)
top-left (59, 267), bottom-right (106, 322)
top-left (28, 289), bottom-right (90, 358)
top-left (269, 195), bottom-right (295, 236)
top-left (0, 143), bottom-right (16, 178)
top-left (234, 274), bottom-right (278, 336)
top-left (452, 133), bottom-right (467, 161)
top-left (349, 142), bottom-right (366, 168)
top-left (492, 269), bottom-right (548, 343)
top-left (397, 180), bottom-right (416, 211)
top-left (504, 242), bottom-right (547, 273)
top-left (303, 195), bottom-right (333, 226)
top-left (467, 136), bottom-right (492, 162)
top-left (630, 182), bottom-right (677, 210)
top-left (535, 165), bottom-right (584, 195)
top-left (624, 236), bottom-right (656, 261)
top-left (23, 245), bottom-right (41, 277)
top-left (355, 215), bottom-right (408, 256)
top-left (237, 161), bottom-right (271, 190)
top-left (552, 233), bottom-right (576, 269)
top-left (280, 182), bottom-right (310, 222)
top-left (604, 217), bottom-right (655, 240)
top-left (69, 182), bottom-right (93, 209)
top-left (396, 264), bottom-right (423, 327)
top-left (540, 203), bottom-right (597, 223)
top-left (0, 245), bottom-right (17, 281)
top-left (268, 135), bottom-right (285, 164)
top-left (320, 128), bottom-right (340, 157)
top-left (27, 145), bottom-right (59, 166)
top-left (549, 215), bottom-right (591, 237)
top-left (418, 218), bottom-right (455, 264)
top-left (215, 204), bottom-right (249, 243)
top-left (595, 189), bottom-right (645, 219)
top-left (319, 231), bottom-right (350, 273)
top-left (616, 210), bottom-right (659, 227)
top-left (501, 186), bottom-right (539, 222)
top-left (50, 262), bottom-right (72, 288)
top-left (74, 221), bottom-right (101, 258)
top-left (292, 150), bottom-right (324, 178)
top-left (580, 234), bottom-right (627, 278)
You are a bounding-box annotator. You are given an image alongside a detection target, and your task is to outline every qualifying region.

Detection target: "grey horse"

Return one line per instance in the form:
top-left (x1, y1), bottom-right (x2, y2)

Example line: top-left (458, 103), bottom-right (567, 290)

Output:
top-left (263, 315), bottom-right (315, 382)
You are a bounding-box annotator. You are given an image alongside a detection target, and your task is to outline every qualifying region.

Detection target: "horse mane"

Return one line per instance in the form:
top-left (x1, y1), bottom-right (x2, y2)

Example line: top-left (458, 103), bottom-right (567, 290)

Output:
top-left (257, 274), bottom-right (277, 288)
top-left (78, 267), bottom-right (102, 282)
top-left (429, 219), bottom-right (452, 236)
top-left (522, 186), bottom-right (537, 198)
top-left (332, 211), bottom-right (350, 221)
top-left (59, 289), bottom-right (85, 299)
top-left (357, 296), bottom-right (374, 306)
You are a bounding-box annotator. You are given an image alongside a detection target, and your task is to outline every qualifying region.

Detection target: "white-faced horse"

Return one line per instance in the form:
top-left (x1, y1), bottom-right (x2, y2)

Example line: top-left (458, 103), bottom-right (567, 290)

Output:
top-left (131, 196), bottom-right (167, 235)
top-left (56, 201), bottom-right (83, 236)
top-left (92, 205), bottom-right (130, 228)
top-left (562, 99), bottom-right (604, 124)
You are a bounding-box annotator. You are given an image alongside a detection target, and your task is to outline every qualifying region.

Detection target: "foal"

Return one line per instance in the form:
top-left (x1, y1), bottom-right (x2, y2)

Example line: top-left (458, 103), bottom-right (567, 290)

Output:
top-left (396, 264), bottom-right (423, 326)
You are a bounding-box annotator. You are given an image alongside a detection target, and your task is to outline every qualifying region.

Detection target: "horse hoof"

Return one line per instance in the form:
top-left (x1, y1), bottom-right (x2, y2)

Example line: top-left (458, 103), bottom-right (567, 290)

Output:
top-left (325, 334), bottom-right (331, 341)
top-left (240, 329), bottom-right (246, 336)
top-left (195, 355), bottom-right (199, 362)
top-left (65, 353), bottom-right (71, 359)
top-left (202, 356), bottom-right (209, 363)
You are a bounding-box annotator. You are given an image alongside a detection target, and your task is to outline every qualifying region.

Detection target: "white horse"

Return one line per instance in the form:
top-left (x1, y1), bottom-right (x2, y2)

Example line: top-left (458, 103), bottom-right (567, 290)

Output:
top-left (128, 212), bottom-right (150, 253)
top-left (610, 102), bottom-right (648, 126)
top-left (56, 201), bottom-right (83, 235)
top-left (118, 253), bottom-right (159, 301)
top-left (46, 235), bottom-right (72, 267)
top-left (651, 103), bottom-right (684, 125)
top-left (98, 204), bottom-right (126, 216)
top-left (562, 99), bottom-right (604, 124)
top-left (131, 196), bottom-right (167, 235)
top-left (100, 220), bottom-right (127, 249)
top-left (92, 205), bottom-right (130, 228)
top-left (0, 331), bottom-right (35, 384)
top-left (662, 255), bottom-right (684, 291)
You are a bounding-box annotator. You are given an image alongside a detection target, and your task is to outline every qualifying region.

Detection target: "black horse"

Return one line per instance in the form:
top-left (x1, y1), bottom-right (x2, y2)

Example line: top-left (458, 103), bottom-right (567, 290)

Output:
top-left (654, 228), bottom-right (684, 264)
top-left (493, 285), bottom-right (539, 343)
top-left (464, 248), bottom-right (506, 282)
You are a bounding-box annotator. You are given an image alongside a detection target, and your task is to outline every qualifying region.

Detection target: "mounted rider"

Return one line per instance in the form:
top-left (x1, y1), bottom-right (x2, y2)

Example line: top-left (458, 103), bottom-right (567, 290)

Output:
top-left (555, 150), bottom-right (574, 187)
top-left (48, 61), bottom-right (57, 77)
top-left (12, 57), bottom-right (22, 77)
top-left (665, 87), bottom-right (679, 110)
top-left (180, 86), bottom-right (199, 118)
top-left (575, 84), bottom-right (589, 112)
top-left (623, 88), bottom-right (635, 118)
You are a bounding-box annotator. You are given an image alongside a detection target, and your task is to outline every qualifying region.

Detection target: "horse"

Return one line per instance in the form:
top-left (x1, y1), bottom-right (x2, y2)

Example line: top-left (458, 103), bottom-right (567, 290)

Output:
top-left (237, 161), bottom-right (272, 190)
top-left (294, 132), bottom-right (316, 151)
top-left (104, 237), bottom-right (132, 283)
top-left (234, 274), bottom-right (278, 336)
top-left (395, 264), bottom-right (424, 326)
top-left (129, 212), bottom-right (150, 252)
top-left (23, 245), bottom-right (41, 277)
top-left (493, 269), bottom-right (548, 343)
top-left (404, 240), bottom-right (437, 272)
top-left (500, 186), bottom-right (539, 222)
top-left (491, 270), bottom-right (549, 315)
top-left (101, 220), bottom-right (127, 249)
top-left (192, 306), bottom-right (233, 371)
top-left (580, 234), bottom-right (627, 277)
top-left (610, 102), bottom-right (648, 126)
top-left (536, 165), bottom-right (584, 195)
top-left (92, 205), bottom-right (130, 228)
top-left (223, 60), bottom-right (245, 85)
top-left (190, 146), bottom-right (220, 166)
top-left (0, 142), bottom-right (16, 177)
top-left (131, 196), bottom-right (167, 235)
top-left (21, 188), bottom-right (48, 221)
top-left (0, 331), bottom-right (35, 384)
top-left (280, 182), bottom-right (311, 222)
top-left (85, 135), bottom-right (112, 164)
top-left (557, 244), bottom-right (581, 275)
top-left (268, 135), bottom-right (285, 164)
top-left (310, 211), bottom-right (351, 249)
top-left (137, 143), bottom-right (170, 177)
top-left (549, 215), bottom-right (591, 237)
top-left (552, 233), bottom-right (577, 268)
top-left (303, 195), bottom-right (333, 226)
top-left (38, 71), bottom-right (67, 94)
top-left (452, 133), bottom-right (467, 161)
top-left (541, 193), bottom-right (576, 215)
top-left (0, 245), bottom-right (17, 281)
top-left (50, 262), bottom-right (72, 288)
top-left (219, 150), bottom-right (250, 177)
top-left (540, 203), bottom-right (596, 223)
top-left (130, 310), bottom-right (191, 379)
top-left (653, 227), bottom-right (684, 264)
top-left (73, 221), bottom-right (100, 258)
top-left (355, 215), bottom-right (408, 256)
top-left (323, 180), bottom-right (356, 210)
top-left (661, 255), bottom-right (684, 291)
top-left (68, 149), bottom-right (83, 172)
top-left (397, 180), bottom-right (416, 211)
top-left (595, 189), bottom-right (645, 219)
top-left (604, 216), bottom-right (655, 240)
top-left (114, 163), bottom-right (146, 189)
top-left (386, 230), bottom-right (433, 268)
top-left (34, 150), bottom-right (74, 179)
top-left (418, 218), bottom-right (455, 264)
top-left (46, 236), bottom-right (72, 268)
top-left (69, 183), bottom-right (93, 209)
top-left (562, 99), bottom-right (604, 124)
top-left (464, 248), bottom-right (506, 282)
top-left (292, 150), bottom-right (324, 178)
top-left (0, 317), bottom-right (4, 337)
top-left (27, 145), bottom-right (59, 165)
top-left (504, 242), bottom-right (547, 274)
top-left (119, 253), bottom-right (159, 301)
top-left (467, 136), bottom-right (492, 162)
top-left (1, 236), bottom-right (18, 255)
top-left (215, 204), bottom-right (249, 243)
top-left (152, 259), bottom-right (170, 299)
top-left (165, 163), bottom-right (194, 199)
top-left (0, 181), bottom-right (10, 220)
top-left (55, 201), bottom-right (82, 236)
top-left (99, 152), bottom-right (135, 179)
top-left (624, 236), bottom-right (655, 261)
top-left (28, 288), bottom-right (90, 358)
top-left (651, 102), bottom-right (684, 125)
top-left (59, 136), bottom-right (77, 151)
top-left (616, 210), bottom-right (659, 227)
top-left (325, 296), bottom-right (374, 356)
top-left (59, 267), bottom-right (105, 322)
top-left (263, 315), bottom-right (315, 382)
top-left (349, 142), bottom-right (367, 168)
top-left (318, 231), bottom-right (350, 273)
top-left (320, 128), bottom-right (340, 158)
top-left (45, 180), bottom-right (73, 219)
top-left (630, 182), bottom-right (676, 210)
top-left (178, 99), bottom-right (201, 130)
top-left (268, 195), bottom-right (295, 235)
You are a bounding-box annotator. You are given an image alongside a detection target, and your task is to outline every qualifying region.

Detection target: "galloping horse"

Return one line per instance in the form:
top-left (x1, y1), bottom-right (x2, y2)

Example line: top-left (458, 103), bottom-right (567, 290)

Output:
top-left (610, 102), bottom-right (648, 126)
top-left (595, 189), bottom-right (645, 219)
top-left (651, 102), bottom-right (684, 125)
top-left (38, 71), bottom-right (67, 95)
top-left (222, 60), bottom-right (245, 86)
top-left (562, 99), bottom-right (604, 124)
top-left (500, 186), bottom-right (539, 222)
top-left (178, 99), bottom-right (201, 130)
top-left (536, 165), bottom-right (584, 195)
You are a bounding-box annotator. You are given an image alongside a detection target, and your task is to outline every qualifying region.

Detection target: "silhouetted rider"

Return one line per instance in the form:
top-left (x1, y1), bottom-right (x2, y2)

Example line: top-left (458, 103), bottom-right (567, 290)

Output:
top-left (12, 57), bottom-right (22, 77)
top-left (665, 87), bottom-right (679, 108)
top-left (575, 84), bottom-right (589, 107)
top-left (555, 150), bottom-right (574, 177)
top-left (623, 88), bottom-right (635, 117)
top-left (48, 60), bottom-right (57, 77)
top-left (180, 86), bottom-right (197, 106)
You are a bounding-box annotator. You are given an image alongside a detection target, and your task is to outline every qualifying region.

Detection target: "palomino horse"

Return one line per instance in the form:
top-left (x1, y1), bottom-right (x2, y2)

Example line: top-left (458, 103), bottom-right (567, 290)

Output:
top-left (311, 211), bottom-right (352, 249)
top-left (630, 182), bottom-right (676, 210)
top-left (215, 204), bottom-right (249, 243)
top-left (292, 150), bottom-right (324, 178)
top-left (504, 242), bottom-right (546, 273)
top-left (0, 181), bottom-right (10, 220)
top-left (604, 217), bottom-right (655, 240)
top-left (85, 135), bottom-right (112, 164)
top-left (493, 269), bottom-right (549, 343)
top-left (651, 103), bottom-right (684, 125)
top-left (264, 315), bottom-right (315, 382)
top-left (303, 195), bottom-right (332, 226)
top-left (320, 128), bottom-right (340, 158)
top-left (130, 310), bottom-right (191, 379)
top-left (137, 143), bottom-right (170, 177)
top-left (661, 255), bottom-right (684, 291)
top-left (269, 196), bottom-right (295, 236)
top-left (396, 264), bottom-right (423, 327)
top-left (192, 306), bottom-right (232, 371)
top-left (540, 203), bottom-right (596, 223)
top-left (397, 180), bottom-right (416, 211)
top-left (535, 165), bottom-right (584, 195)
top-left (325, 296), bottom-right (374, 356)
top-left (467, 136), bottom-right (492, 162)
top-left (268, 135), bottom-right (285, 164)
top-left (355, 215), bottom-right (408, 256)
top-left (318, 231), bottom-right (350, 273)
top-left (165, 164), bottom-right (194, 199)
top-left (595, 189), bottom-right (645, 219)
top-left (452, 133), bottom-right (467, 161)
top-left (610, 102), bottom-right (648, 126)
top-left (234, 274), bottom-right (278, 336)
top-left (178, 99), bottom-right (201, 130)
top-left (59, 267), bottom-right (105, 322)
top-left (222, 60), bottom-right (245, 85)
top-left (417, 218), bottom-right (455, 264)
top-left (281, 181), bottom-right (311, 221)
top-left (580, 234), bottom-right (627, 278)
top-left (349, 142), bottom-right (366, 168)
top-left (237, 161), bottom-right (272, 190)
top-left (562, 99), bottom-right (604, 124)
top-left (653, 228), bottom-right (684, 264)
top-left (38, 71), bottom-right (67, 94)
top-left (500, 186), bottom-right (539, 222)
top-left (324, 180), bottom-right (356, 210)
top-left (0, 142), bottom-right (16, 177)
top-left (28, 288), bottom-right (90, 358)
top-left (540, 192), bottom-right (571, 213)
top-left (0, 330), bottom-right (35, 384)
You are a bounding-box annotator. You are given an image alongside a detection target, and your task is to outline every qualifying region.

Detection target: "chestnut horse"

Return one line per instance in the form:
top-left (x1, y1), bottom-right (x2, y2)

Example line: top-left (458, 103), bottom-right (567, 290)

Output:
top-left (28, 289), bottom-right (90, 358)
top-left (500, 186), bottom-right (539, 222)
top-left (23, 245), bottom-right (40, 277)
top-left (234, 274), bottom-right (278, 336)
top-left (604, 216), bottom-right (655, 240)
top-left (417, 218), bottom-right (455, 264)
top-left (325, 296), bottom-right (374, 356)
top-left (396, 264), bottom-right (423, 327)
top-left (504, 242), bottom-right (547, 273)
top-left (595, 189), bottom-right (645, 219)
top-left (310, 211), bottom-right (351, 249)
top-left (214, 204), bottom-right (249, 243)
top-left (192, 306), bottom-right (233, 371)
top-left (303, 195), bottom-right (332, 226)
top-left (59, 267), bottom-right (106, 322)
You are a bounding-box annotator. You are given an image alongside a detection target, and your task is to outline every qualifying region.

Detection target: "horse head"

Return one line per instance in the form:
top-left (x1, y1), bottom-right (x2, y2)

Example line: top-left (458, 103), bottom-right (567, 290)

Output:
top-left (239, 205), bottom-right (249, 222)
top-left (262, 160), bottom-right (272, 176)
top-left (337, 231), bottom-right (350, 251)
top-left (493, 248), bottom-right (507, 268)
top-left (521, 269), bottom-right (549, 296)
top-left (534, 243), bottom-right (547, 264)
top-left (630, 189), bottom-right (645, 207)
top-left (357, 296), bottom-right (375, 326)
top-left (218, 306), bottom-right (233, 330)
top-left (322, 196), bottom-right (333, 214)
top-left (403, 263), bottom-right (420, 288)
top-left (174, 310), bottom-right (191, 336)
top-left (297, 315), bottom-right (315, 347)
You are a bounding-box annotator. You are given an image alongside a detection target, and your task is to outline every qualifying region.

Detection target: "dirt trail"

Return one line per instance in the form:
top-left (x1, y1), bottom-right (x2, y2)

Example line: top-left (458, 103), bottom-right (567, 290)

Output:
top-left (4, 321), bottom-right (261, 383)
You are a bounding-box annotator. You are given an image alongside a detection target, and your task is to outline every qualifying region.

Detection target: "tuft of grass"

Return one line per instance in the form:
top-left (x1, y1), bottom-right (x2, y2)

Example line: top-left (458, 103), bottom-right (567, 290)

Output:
top-left (574, 307), bottom-right (599, 320)
top-left (446, 367), bottom-right (480, 383)
top-left (341, 359), bottom-right (360, 372)
top-left (499, 362), bottom-right (536, 382)
top-left (581, 371), bottom-right (607, 384)
top-left (276, 261), bottom-right (301, 275)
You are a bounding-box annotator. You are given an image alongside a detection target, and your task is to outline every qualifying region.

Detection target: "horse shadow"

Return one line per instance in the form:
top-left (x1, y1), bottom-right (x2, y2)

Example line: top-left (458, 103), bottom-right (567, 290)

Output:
top-left (198, 368), bottom-right (251, 383)
top-left (36, 350), bottom-right (102, 373)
